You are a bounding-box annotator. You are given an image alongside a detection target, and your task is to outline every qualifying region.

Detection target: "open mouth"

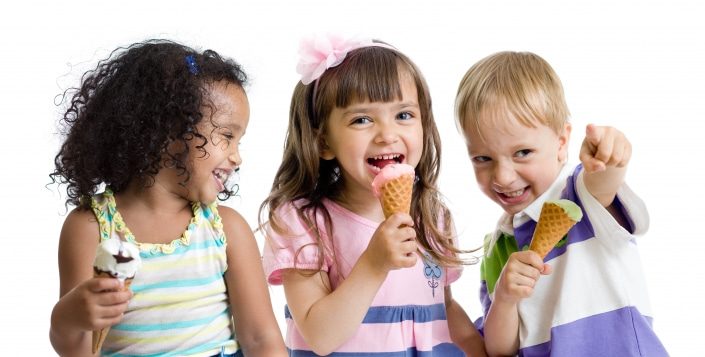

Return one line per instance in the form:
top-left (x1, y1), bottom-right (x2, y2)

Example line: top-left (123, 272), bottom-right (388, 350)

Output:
top-left (367, 154), bottom-right (404, 173)
top-left (496, 187), bottom-right (529, 205)
top-left (213, 168), bottom-right (232, 191)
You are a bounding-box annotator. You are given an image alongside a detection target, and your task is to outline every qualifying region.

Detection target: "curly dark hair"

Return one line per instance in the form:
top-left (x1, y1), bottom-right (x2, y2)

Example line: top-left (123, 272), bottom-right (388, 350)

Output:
top-left (51, 39), bottom-right (248, 208)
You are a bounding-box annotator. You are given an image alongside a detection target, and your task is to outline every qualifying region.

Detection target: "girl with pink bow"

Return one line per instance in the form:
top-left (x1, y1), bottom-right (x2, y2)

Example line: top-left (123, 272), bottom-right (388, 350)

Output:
top-left (259, 34), bottom-right (487, 356)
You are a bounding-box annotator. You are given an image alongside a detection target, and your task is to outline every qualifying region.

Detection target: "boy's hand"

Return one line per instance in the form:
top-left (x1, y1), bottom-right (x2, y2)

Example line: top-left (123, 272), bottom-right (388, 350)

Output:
top-left (363, 212), bottom-right (417, 273)
top-left (494, 251), bottom-right (551, 305)
top-left (580, 124), bottom-right (632, 173)
top-left (56, 276), bottom-right (133, 332)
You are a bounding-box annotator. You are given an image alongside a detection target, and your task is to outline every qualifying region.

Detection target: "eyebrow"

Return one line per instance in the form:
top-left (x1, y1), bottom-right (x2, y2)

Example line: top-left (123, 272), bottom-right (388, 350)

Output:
top-left (341, 101), bottom-right (420, 115)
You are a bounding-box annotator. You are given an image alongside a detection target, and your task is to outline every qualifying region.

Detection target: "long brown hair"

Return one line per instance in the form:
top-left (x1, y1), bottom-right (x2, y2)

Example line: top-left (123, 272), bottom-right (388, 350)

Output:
top-left (260, 43), bottom-right (469, 269)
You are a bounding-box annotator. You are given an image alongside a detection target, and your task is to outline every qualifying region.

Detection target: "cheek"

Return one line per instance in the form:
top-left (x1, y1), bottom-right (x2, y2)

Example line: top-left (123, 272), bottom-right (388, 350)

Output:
top-left (472, 167), bottom-right (491, 187)
top-left (521, 164), bottom-right (552, 188)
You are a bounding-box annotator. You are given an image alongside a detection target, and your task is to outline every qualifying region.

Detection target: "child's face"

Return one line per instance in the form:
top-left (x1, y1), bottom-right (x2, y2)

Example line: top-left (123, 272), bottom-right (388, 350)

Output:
top-left (321, 72), bottom-right (423, 199)
top-left (463, 113), bottom-right (570, 215)
top-left (185, 82), bottom-right (250, 203)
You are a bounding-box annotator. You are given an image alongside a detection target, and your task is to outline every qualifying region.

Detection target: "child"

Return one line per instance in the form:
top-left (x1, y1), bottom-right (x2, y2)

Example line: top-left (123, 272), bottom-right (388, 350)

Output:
top-left (259, 35), bottom-right (486, 356)
top-left (49, 40), bottom-right (287, 357)
top-left (455, 51), bottom-right (668, 356)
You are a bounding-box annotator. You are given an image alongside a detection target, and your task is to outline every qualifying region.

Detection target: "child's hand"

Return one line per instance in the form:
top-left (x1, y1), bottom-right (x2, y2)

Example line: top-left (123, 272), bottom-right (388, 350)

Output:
top-left (57, 276), bottom-right (133, 332)
top-left (493, 251), bottom-right (551, 305)
top-left (580, 124), bottom-right (632, 173)
top-left (364, 212), bottom-right (417, 273)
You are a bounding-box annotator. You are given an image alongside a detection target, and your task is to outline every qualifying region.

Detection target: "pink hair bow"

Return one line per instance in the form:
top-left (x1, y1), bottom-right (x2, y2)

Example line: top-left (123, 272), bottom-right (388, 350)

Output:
top-left (296, 34), bottom-right (375, 85)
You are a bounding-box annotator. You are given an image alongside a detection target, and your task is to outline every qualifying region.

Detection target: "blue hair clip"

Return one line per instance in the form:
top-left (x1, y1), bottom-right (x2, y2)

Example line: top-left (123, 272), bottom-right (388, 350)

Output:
top-left (185, 55), bottom-right (199, 75)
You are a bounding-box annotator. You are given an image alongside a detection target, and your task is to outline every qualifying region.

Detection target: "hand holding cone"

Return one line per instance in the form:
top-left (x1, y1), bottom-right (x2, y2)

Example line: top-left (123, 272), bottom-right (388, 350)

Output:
top-left (372, 163), bottom-right (415, 218)
top-left (91, 237), bottom-right (141, 353)
top-left (92, 273), bottom-right (134, 353)
top-left (529, 199), bottom-right (583, 259)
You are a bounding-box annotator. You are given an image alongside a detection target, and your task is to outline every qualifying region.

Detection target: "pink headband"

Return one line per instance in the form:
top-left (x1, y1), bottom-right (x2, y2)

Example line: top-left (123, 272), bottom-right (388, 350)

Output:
top-left (296, 34), bottom-right (397, 85)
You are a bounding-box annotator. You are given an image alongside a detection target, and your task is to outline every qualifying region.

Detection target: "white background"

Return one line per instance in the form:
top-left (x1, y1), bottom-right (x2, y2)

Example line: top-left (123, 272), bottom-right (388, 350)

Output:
top-left (1, 1), bottom-right (703, 355)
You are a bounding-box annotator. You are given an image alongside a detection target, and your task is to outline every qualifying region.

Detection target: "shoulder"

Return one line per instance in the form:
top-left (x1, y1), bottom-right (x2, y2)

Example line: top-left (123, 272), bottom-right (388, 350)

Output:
top-left (216, 205), bottom-right (252, 236)
top-left (57, 207), bottom-right (101, 294)
top-left (60, 207), bottom-right (100, 241)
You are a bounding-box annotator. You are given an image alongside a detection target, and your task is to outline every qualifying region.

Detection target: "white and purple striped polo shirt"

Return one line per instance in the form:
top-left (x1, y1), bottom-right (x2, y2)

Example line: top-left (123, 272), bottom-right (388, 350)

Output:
top-left (477, 164), bottom-right (668, 356)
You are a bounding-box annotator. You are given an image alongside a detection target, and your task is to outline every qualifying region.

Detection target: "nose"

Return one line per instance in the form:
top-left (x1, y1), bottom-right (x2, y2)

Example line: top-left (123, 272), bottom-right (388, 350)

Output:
top-left (374, 121), bottom-right (399, 144)
top-left (228, 147), bottom-right (242, 167)
top-left (492, 160), bottom-right (517, 188)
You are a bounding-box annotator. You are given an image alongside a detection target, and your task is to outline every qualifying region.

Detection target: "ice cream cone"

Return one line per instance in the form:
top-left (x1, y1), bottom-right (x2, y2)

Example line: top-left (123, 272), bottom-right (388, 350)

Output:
top-left (529, 200), bottom-right (582, 258)
top-left (91, 272), bottom-right (134, 354)
top-left (379, 173), bottom-right (414, 218)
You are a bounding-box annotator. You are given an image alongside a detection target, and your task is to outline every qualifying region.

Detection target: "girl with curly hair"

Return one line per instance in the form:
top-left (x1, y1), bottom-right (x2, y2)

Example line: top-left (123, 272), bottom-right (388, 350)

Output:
top-left (49, 39), bottom-right (286, 357)
top-left (259, 35), bottom-right (486, 356)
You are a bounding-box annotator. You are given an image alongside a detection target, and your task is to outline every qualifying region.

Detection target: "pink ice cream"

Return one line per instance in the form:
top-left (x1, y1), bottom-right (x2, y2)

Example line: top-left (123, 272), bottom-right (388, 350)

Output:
top-left (372, 163), bottom-right (415, 197)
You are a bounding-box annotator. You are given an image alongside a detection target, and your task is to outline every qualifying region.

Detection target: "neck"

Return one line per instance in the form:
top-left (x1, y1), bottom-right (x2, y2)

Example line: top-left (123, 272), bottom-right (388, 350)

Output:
top-left (333, 186), bottom-right (385, 222)
top-left (117, 178), bottom-right (190, 214)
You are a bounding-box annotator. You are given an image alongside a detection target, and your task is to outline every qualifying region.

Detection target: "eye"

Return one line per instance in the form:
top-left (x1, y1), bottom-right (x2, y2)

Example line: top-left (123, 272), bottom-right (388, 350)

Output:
top-left (351, 116), bottom-right (372, 125)
top-left (397, 111), bottom-right (414, 121)
top-left (217, 128), bottom-right (234, 140)
top-left (472, 156), bottom-right (491, 164)
top-left (515, 149), bottom-right (532, 158)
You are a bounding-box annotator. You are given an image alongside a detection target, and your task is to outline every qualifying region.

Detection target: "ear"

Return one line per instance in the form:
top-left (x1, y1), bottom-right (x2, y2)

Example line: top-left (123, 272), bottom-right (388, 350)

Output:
top-left (317, 131), bottom-right (335, 160)
top-left (557, 122), bottom-right (571, 163)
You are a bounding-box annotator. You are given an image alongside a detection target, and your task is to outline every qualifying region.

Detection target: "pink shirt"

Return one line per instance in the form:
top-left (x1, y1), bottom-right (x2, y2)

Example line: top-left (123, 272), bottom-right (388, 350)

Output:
top-left (263, 198), bottom-right (464, 356)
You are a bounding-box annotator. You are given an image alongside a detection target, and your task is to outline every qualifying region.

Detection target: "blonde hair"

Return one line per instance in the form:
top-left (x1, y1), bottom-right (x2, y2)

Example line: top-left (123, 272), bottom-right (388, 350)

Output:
top-left (260, 43), bottom-right (471, 268)
top-left (455, 51), bottom-right (570, 136)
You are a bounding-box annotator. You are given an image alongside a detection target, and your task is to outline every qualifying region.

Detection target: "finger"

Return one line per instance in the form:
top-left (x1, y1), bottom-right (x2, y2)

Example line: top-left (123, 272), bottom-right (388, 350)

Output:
top-left (584, 124), bottom-right (602, 146)
top-left (515, 250), bottom-right (546, 270)
top-left (592, 129), bottom-right (615, 164)
top-left (95, 309), bottom-right (128, 329)
top-left (401, 253), bottom-right (418, 268)
top-left (579, 144), bottom-right (605, 173)
top-left (90, 277), bottom-right (122, 293)
top-left (99, 301), bottom-right (130, 318)
top-left (401, 226), bottom-right (417, 241)
top-left (98, 290), bottom-right (133, 306)
top-left (620, 141), bottom-right (632, 167)
top-left (400, 240), bottom-right (417, 255)
top-left (541, 263), bottom-right (553, 275)
top-left (607, 138), bottom-right (625, 166)
top-left (384, 212), bottom-right (415, 228)
top-left (506, 273), bottom-right (538, 288)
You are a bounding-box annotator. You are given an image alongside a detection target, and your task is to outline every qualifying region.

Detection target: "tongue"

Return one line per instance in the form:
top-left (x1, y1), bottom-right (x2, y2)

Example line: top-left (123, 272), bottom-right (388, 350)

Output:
top-left (374, 159), bottom-right (397, 169)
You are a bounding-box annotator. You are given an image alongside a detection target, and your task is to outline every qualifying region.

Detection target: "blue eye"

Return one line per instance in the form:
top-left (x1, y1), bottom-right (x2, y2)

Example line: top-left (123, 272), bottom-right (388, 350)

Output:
top-left (473, 156), bottom-right (491, 163)
top-left (397, 112), bottom-right (413, 120)
top-left (351, 116), bottom-right (372, 125)
top-left (515, 149), bottom-right (532, 158)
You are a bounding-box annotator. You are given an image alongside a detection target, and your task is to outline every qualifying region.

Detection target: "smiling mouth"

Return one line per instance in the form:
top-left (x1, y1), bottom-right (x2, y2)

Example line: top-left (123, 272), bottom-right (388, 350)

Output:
top-left (213, 168), bottom-right (232, 191)
top-left (367, 154), bottom-right (404, 173)
top-left (498, 188), bottom-right (525, 198)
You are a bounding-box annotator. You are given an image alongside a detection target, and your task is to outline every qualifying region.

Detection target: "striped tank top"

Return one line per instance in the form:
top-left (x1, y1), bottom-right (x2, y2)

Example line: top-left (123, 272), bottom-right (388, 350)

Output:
top-left (91, 189), bottom-right (239, 356)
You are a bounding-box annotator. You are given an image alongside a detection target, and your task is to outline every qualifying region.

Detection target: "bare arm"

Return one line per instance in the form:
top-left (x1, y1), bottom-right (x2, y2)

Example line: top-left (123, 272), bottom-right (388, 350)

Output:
top-left (282, 213), bottom-right (417, 356)
top-left (445, 286), bottom-right (487, 357)
top-left (483, 251), bottom-right (550, 357)
top-left (50, 209), bottom-right (132, 357)
top-left (220, 207), bottom-right (287, 357)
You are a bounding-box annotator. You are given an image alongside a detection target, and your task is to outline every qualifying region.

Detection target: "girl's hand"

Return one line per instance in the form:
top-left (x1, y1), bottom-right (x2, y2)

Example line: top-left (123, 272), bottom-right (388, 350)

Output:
top-left (56, 276), bottom-right (133, 332)
top-left (363, 212), bottom-right (417, 273)
top-left (493, 251), bottom-right (551, 305)
top-left (580, 124), bottom-right (631, 173)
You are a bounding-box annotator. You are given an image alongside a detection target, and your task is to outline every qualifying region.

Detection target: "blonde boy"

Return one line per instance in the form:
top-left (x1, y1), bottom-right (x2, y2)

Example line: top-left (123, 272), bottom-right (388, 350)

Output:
top-left (455, 51), bottom-right (667, 356)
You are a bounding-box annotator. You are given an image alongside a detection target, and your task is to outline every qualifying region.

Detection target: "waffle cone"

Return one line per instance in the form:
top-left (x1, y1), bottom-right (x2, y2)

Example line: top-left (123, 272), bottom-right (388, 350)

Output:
top-left (529, 202), bottom-right (579, 258)
top-left (379, 174), bottom-right (413, 218)
top-left (92, 272), bottom-right (133, 354)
